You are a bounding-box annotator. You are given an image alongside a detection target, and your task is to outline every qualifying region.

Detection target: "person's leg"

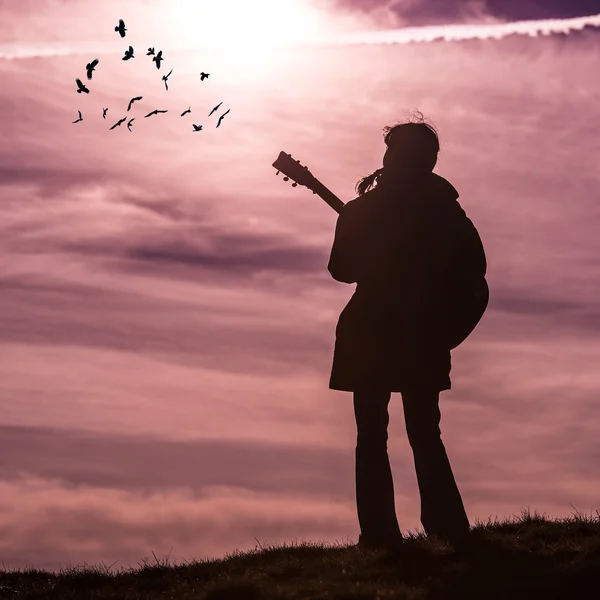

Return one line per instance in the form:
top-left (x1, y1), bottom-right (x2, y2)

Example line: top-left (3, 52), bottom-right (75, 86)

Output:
top-left (353, 389), bottom-right (403, 547)
top-left (401, 387), bottom-right (470, 543)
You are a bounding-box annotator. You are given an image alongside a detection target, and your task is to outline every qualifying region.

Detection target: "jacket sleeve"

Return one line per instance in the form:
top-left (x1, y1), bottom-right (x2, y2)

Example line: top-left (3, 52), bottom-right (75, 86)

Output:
top-left (327, 201), bottom-right (361, 284)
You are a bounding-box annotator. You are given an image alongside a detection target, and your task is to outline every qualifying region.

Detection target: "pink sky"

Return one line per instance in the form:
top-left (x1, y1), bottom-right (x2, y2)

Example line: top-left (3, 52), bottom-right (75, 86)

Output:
top-left (1, 0), bottom-right (600, 574)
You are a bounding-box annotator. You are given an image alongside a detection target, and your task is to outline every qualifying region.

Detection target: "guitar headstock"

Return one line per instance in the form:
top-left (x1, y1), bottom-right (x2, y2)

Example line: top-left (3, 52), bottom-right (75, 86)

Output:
top-left (272, 151), bottom-right (318, 193)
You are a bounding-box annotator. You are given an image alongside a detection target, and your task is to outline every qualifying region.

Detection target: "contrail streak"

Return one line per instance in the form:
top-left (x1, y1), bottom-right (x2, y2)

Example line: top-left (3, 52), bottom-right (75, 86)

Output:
top-left (325, 13), bottom-right (600, 46)
top-left (0, 43), bottom-right (114, 61)
top-left (0, 13), bottom-right (599, 60)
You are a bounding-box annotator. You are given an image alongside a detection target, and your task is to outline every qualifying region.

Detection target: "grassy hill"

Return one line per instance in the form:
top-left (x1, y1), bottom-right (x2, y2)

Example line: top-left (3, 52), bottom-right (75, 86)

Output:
top-left (1, 508), bottom-right (599, 599)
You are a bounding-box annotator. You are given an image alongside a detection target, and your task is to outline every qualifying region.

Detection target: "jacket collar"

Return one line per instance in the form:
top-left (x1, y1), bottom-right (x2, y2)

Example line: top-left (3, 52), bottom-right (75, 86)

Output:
top-left (376, 170), bottom-right (459, 201)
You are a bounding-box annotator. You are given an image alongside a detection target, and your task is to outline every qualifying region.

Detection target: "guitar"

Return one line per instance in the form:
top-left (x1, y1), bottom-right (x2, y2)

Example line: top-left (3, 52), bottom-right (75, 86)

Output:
top-left (272, 151), bottom-right (489, 350)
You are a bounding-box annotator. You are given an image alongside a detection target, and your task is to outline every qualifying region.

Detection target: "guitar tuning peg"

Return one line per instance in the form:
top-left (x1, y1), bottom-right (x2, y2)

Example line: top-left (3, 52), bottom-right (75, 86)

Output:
top-left (283, 176), bottom-right (289, 181)
top-left (292, 182), bottom-right (298, 187)
top-left (276, 170), bottom-right (280, 175)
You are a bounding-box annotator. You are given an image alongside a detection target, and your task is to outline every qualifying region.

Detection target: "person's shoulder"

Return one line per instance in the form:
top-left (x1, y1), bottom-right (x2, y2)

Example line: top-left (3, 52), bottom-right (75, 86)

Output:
top-left (429, 173), bottom-right (469, 215)
top-left (430, 173), bottom-right (459, 200)
top-left (340, 188), bottom-right (379, 214)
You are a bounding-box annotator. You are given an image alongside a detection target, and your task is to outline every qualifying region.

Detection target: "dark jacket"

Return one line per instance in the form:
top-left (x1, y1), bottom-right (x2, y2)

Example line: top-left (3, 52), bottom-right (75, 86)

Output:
top-left (327, 171), bottom-right (486, 393)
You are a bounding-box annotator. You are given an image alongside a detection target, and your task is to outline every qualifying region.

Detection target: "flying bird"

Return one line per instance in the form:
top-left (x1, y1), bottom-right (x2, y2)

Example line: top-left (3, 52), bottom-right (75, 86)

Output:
top-left (110, 117), bottom-right (127, 130)
top-left (115, 19), bottom-right (126, 37)
top-left (152, 50), bottom-right (163, 69)
top-left (127, 118), bottom-right (135, 132)
top-left (102, 108), bottom-right (108, 119)
top-left (86, 58), bottom-right (99, 80)
top-left (144, 109), bottom-right (168, 118)
top-left (127, 96), bottom-right (143, 111)
top-left (216, 108), bottom-right (230, 128)
top-left (72, 110), bottom-right (83, 123)
top-left (146, 47), bottom-right (155, 56)
top-left (180, 107), bottom-right (191, 116)
top-left (122, 46), bottom-right (134, 61)
top-left (200, 72), bottom-right (209, 81)
top-left (162, 69), bottom-right (173, 91)
top-left (75, 78), bottom-right (89, 94)
top-left (192, 124), bottom-right (203, 131)
top-left (208, 101), bottom-right (222, 116)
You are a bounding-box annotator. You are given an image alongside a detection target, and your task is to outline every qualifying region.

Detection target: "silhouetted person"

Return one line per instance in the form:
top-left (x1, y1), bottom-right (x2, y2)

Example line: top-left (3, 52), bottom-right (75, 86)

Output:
top-left (153, 50), bottom-right (163, 69)
top-left (216, 108), bottom-right (230, 128)
top-left (208, 101), bottom-right (222, 116)
top-left (86, 58), bottom-right (99, 80)
top-left (122, 46), bottom-right (134, 61)
top-left (115, 19), bottom-right (127, 38)
top-left (328, 115), bottom-right (487, 552)
top-left (128, 96), bottom-right (143, 111)
top-left (181, 107), bottom-right (191, 116)
top-left (75, 78), bottom-right (89, 94)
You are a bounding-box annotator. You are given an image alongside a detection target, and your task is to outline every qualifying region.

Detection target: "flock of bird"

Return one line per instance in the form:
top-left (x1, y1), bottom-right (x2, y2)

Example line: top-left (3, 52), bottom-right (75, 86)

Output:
top-left (72, 19), bottom-right (230, 132)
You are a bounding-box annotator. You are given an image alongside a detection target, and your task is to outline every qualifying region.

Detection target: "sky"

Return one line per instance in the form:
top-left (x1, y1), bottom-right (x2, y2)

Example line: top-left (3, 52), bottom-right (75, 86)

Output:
top-left (336, 0), bottom-right (600, 26)
top-left (1, 0), bottom-right (600, 575)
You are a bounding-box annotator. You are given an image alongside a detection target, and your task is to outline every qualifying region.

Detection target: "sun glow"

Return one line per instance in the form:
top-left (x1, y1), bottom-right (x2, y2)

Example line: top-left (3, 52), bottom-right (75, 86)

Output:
top-left (166, 0), bottom-right (324, 53)
top-left (156, 0), bottom-right (332, 78)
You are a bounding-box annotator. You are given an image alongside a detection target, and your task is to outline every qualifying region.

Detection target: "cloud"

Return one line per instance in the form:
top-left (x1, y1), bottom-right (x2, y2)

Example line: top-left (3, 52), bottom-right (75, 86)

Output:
top-left (69, 227), bottom-right (328, 276)
top-left (332, 0), bottom-right (600, 27)
top-left (0, 475), bottom-right (356, 573)
top-left (0, 423), bottom-right (354, 496)
top-left (0, 166), bottom-right (108, 197)
top-left (0, 274), bottom-right (333, 376)
top-left (332, 0), bottom-right (499, 28)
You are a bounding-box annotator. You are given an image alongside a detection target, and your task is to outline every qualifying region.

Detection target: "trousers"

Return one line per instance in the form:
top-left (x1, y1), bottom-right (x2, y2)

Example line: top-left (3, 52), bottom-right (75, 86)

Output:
top-left (354, 387), bottom-right (470, 545)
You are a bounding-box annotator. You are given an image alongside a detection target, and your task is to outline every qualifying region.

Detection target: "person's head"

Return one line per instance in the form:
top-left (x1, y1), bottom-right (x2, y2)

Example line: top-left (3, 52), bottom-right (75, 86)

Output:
top-left (382, 120), bottom-right (439, 173)
top-left (355, 111), bottom-right (440, 195)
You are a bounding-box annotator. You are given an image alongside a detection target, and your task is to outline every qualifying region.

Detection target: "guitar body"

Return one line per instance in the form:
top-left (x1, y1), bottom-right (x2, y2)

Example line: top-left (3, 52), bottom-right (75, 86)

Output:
top-left (447, 276), bottom-right (489, 349)
top-left (272, 151), bottom-right (488, 350)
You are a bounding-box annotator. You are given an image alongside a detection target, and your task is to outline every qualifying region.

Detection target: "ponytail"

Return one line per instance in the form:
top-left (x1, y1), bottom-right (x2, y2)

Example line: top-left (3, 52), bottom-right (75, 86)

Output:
top-left (355, 167), bottom-right (384, 196)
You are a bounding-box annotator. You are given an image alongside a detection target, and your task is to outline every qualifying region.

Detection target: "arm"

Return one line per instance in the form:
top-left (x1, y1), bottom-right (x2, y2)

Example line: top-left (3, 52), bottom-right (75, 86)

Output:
top-left (327, 200), bottom-right (361, 283)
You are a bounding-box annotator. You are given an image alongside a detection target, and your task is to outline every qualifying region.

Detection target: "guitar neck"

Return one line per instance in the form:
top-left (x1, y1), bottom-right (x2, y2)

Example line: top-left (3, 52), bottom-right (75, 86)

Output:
top-left (311, 179), bottom-right (345, 214)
